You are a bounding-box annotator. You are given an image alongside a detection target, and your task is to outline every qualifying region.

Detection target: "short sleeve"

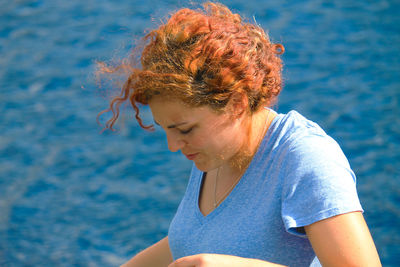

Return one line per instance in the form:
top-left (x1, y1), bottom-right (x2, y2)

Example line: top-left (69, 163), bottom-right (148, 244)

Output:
top-left (281, 133), bottom-right (363, 236)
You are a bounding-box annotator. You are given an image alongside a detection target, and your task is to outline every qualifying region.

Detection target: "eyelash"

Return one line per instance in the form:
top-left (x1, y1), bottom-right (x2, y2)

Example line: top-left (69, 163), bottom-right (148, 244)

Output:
top-left (179, 127), bottom-right (193, 135)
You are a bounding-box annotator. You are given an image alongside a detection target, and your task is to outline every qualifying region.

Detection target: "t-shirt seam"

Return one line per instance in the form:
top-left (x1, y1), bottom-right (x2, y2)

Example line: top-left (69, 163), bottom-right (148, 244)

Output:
top-left (285, 206), bottom-right (364, 229)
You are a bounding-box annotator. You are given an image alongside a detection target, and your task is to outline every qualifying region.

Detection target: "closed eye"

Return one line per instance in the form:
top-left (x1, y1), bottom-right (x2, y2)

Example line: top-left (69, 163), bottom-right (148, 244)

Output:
top-left (179, 127), bottom-right (193, 135)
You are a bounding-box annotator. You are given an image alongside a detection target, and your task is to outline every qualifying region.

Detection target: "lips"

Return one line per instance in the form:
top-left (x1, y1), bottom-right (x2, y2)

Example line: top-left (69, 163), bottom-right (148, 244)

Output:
top-left (184, 153), bottom-right (198, 160)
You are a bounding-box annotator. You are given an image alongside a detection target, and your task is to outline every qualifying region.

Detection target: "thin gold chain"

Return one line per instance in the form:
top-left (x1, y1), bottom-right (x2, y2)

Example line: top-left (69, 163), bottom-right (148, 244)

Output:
top-left (213, 167), bottom-right (242, 208)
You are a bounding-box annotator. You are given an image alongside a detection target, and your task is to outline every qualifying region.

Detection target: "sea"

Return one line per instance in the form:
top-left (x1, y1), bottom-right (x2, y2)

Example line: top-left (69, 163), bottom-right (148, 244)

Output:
top-left (0, 0), bottom-right (399, 266)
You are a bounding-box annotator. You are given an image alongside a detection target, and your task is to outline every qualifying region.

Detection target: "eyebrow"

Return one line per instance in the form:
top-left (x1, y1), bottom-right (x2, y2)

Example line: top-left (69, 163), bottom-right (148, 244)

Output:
top-left (153, 120), bottom-right (188, 129)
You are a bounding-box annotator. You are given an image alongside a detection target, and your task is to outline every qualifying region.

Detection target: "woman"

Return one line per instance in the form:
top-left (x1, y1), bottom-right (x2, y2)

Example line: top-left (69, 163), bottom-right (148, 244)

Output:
top-left (98, 2), bottom-right (381, 266)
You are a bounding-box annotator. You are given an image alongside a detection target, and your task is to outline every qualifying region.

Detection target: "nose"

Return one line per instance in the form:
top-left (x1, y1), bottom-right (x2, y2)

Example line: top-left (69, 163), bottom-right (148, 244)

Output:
top-left (166, 133), bottom-right (186, 152)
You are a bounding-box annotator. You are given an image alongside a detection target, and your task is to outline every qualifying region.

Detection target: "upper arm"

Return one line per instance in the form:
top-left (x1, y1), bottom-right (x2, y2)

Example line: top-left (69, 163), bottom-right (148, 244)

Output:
top-left (121, 236), bottom-right (173, 267)
top-left (305, 211), bottom-right (381, 267)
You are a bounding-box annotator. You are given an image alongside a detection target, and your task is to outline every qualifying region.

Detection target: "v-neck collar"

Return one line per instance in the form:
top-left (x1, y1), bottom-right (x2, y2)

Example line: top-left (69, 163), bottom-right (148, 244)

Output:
top-left (193, 109), bottom-right (279, 222)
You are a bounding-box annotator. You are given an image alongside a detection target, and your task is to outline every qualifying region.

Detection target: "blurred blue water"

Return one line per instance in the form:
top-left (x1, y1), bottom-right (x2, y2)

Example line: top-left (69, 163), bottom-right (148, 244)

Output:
top-left (0, 0), bottom-right (399, 266)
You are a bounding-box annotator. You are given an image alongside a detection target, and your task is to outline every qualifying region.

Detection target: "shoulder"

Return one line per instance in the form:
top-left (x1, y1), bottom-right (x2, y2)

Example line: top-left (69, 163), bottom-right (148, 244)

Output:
top-left (269, 110), bottom-right (327, 144)
top-left (269, 110), bottom-right (342, 156)
top-left (268, 110), bottom-right (352, 178)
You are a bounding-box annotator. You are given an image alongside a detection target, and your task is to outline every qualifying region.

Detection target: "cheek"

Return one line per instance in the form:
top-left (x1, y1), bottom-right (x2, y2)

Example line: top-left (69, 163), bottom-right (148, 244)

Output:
top-left (188, 134), bottom-right (211, 149)
top-left (188, 119), bottom-right (237, 152)
top-left (186, 129), bottom-right (219, 152)
top-left (216, 127), bottom-right (244, 154)
top-left (193, 129), bottom-right (231, 153)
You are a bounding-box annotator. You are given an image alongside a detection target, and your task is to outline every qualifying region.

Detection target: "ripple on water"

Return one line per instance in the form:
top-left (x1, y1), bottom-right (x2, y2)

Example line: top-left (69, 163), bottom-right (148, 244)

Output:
top-left (1, 0), bottom-right (399, 266)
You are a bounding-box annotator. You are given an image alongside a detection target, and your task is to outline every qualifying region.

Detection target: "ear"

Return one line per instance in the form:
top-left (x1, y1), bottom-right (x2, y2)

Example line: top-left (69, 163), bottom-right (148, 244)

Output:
top-left (227, 92), bottom-right (248, 118)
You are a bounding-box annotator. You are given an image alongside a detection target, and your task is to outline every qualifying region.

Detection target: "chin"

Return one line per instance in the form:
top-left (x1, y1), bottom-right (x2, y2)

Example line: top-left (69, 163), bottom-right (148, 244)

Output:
top-left (192, 158), bottom-right (218, 173)
top-left (193, 161), bottom-right (209, 172)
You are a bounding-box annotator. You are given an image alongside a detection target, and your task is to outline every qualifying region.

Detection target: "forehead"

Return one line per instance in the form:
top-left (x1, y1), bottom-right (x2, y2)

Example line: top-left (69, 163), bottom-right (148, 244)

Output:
top-left (148, 97), bottom-right (216, 125)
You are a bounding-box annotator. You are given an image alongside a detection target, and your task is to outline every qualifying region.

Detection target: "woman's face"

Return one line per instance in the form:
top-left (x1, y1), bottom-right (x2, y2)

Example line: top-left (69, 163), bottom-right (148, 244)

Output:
top-left (149, 97), bottom-right (246, 172)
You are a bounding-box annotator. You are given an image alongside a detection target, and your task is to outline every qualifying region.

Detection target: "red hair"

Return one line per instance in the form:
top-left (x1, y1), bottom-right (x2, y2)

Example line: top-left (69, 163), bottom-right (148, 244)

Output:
top-left (98, 2), bottom-right (284, 131)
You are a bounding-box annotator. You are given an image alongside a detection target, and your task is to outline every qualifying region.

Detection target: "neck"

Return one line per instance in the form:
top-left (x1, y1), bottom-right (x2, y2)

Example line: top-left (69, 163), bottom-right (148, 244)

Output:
top-left (228, 107), bottom-right (275, 173)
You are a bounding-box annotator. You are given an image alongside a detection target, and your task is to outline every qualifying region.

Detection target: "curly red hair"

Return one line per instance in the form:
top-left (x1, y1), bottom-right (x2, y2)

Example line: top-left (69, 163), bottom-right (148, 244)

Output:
top-left (98, 2), bottom-right (284, 131)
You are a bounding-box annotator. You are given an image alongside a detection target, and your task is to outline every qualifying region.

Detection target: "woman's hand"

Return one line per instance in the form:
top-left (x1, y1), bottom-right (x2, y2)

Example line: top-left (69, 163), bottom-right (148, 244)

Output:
top-left (168, 254), bottom-right (285, 267)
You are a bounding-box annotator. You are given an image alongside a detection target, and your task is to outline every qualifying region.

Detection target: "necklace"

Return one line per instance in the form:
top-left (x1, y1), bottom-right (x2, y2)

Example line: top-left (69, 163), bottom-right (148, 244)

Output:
top-left (213, 109), bottom-right (271, 208)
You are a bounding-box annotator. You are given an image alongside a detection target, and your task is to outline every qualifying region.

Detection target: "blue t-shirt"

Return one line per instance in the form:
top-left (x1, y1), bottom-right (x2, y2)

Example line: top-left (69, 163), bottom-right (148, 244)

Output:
top-left (168, 110), bottom-right (363, 267)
